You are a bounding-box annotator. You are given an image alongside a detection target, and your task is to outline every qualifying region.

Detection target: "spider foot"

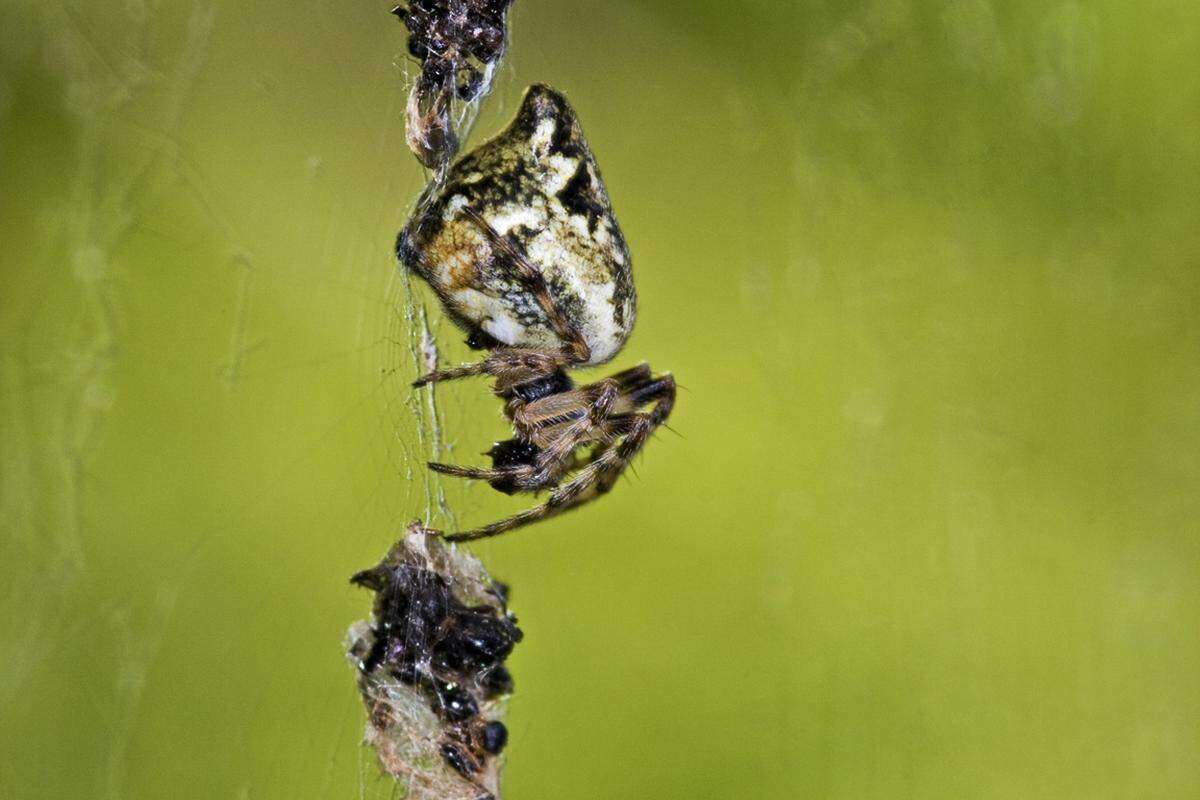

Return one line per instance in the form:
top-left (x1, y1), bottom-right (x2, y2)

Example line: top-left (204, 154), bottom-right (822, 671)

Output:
top-left (427, 461), bottom-right (502, 480)
top-left (412, 364), bottom-right (479, 387)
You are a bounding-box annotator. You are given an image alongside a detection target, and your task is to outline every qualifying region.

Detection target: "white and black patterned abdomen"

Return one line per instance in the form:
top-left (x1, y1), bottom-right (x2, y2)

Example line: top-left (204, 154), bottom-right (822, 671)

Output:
top-left (398, 84), bottom-right (636, 365)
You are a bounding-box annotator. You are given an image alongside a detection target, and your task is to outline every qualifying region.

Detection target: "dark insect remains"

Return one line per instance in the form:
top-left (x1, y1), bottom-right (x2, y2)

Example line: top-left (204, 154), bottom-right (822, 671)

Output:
top-left (391, 0), bottom-right (516, 168)
top-left (399, 84), bottom-right (676, 541)
top-left (348, 524), bottom-right (522, 799)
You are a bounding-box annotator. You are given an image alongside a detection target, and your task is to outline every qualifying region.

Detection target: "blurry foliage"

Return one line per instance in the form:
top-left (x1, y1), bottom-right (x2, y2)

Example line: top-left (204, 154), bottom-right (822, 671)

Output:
top-left (2, 2), bottom-right (1199, 799)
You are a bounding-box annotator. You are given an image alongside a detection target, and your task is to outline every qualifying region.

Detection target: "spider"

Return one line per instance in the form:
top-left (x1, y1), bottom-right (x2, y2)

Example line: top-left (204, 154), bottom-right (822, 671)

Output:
top-left (397, 84), bottom-right (676, 541)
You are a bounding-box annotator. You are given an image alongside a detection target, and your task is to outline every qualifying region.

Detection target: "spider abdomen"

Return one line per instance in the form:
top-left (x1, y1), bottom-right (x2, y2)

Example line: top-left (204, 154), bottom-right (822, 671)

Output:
top-left (399, 84), bottom-right (636, 365)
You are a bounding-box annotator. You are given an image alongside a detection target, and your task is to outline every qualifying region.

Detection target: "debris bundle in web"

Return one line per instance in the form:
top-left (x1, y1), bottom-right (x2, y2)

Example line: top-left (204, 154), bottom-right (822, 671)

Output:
top-left (391, 0), bottom-right (517, 170)
top-left (347, 523), bottom-right (522, 800)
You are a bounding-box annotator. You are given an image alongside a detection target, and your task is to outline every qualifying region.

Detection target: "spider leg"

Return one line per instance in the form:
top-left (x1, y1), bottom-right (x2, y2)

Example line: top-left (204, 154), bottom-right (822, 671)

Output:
top-left (524, 378), bottom-right (622, 464)
top-left (429, 378), bottom-right (621, 491)
top-left (574, 374), bottom-right (676, 495)
top-left (426, 463), bottom-right (530, 482)
top-left (598, 362), bottom-right (652, 392)
top-left (621, 373), bottom-right (677, 411)
top-left (413, 344), bottom-right (584, 387)
top-left (444, 374), bottom-right (675, 542)
top-left (441, 484), bottom-right (601, 542)
top-left (427, 460), bottom-right (553, 496)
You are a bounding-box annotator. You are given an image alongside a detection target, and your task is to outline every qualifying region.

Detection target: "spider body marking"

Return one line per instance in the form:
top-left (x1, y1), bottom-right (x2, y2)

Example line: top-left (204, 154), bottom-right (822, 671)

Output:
top-left (399, 84), bottom-right (636, 363)
top-left (398, 84), bottom-right (675, 541)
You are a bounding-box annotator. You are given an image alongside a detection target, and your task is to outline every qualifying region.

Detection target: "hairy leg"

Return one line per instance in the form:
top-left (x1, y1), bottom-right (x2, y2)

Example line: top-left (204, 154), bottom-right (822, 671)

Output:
top-left (428, 377), bottom-right (621, 491)
top-left (443, 373), bottom-right (675, 542)
top-left (413, 344), bottom-right (585, 387)
top-left (560, 373), bottom-right (675, 497)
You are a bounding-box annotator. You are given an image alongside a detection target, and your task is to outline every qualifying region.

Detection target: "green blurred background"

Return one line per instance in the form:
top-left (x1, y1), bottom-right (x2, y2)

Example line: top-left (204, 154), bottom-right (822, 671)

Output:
top-left (3, 1), bottom-right (1199, 798)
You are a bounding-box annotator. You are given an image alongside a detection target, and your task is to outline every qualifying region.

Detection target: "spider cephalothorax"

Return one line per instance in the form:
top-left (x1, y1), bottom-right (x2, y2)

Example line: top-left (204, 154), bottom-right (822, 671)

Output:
top-left (398, 84), bottom-right (675, 541)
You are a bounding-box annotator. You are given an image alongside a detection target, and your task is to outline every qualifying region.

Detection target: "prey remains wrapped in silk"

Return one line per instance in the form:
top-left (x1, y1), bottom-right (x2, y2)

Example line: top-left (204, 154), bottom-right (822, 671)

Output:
top-left (347, 524), bottom-right (521, 799)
